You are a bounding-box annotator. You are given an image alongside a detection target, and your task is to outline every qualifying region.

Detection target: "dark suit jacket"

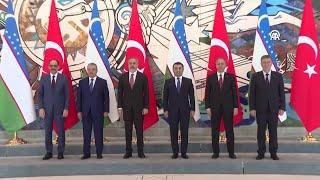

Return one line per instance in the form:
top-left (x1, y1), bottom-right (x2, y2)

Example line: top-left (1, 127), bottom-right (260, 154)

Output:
top-left (117, 71), bottom-right (149, 111)
top-left (205, 73), bottom-right (238, 112)
top-left (163, 77), bottom-right (195, 113)
top-left (249, 71), bottom-right (286, 113)
top-left (38, 73), bottom-right (69, 115)
top-left (77, 77), bottom-right (109, 118)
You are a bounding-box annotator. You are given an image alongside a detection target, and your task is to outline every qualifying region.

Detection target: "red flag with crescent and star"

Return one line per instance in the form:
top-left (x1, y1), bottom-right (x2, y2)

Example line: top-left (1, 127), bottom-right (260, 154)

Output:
top-left (291, 0), bottom-right (320, 132)
top-left (124, 0), bottom-right (159, 130)
top-left (42, 0), bottom-right (78, 132)
top-left (205, 0), bottom-right (243, 132)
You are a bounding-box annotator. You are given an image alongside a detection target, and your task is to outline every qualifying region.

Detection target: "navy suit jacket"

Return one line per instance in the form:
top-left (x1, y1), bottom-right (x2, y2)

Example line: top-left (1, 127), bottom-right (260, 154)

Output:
top-left (162, 77), bottom-right (195, 114)
top-left (77, 77), bottom-right (109, 118)
top-left (38, 73), bottom-right (69, 116)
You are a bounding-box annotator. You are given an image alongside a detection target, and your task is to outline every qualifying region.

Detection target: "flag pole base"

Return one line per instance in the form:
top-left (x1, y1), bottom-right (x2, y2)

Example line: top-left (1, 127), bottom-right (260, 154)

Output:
top-left (219, 133), bottom-right (227, 143)
top-left (132, 137), bottom-right (137, 144)
top-left (103, 137), bottom-right (110, 143)
top-left (299, 133), bottom-right (318, 142)
top-left (53, 135), bottom-right (59, 145)
top-left (5, 132), bottom-right (27, 146)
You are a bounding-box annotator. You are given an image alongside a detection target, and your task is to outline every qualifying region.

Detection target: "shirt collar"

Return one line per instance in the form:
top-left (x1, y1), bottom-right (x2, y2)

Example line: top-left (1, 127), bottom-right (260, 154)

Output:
top-left (89, 76), bottom-right (97, 81)
top-left (130, 70), bottom-right (137, 76)
top-left (217, 71), bottom-right (225, 77)
top-left (263, 70), bottom-right (272, 76)
top-left (50, 73), bottom-right (58, 77)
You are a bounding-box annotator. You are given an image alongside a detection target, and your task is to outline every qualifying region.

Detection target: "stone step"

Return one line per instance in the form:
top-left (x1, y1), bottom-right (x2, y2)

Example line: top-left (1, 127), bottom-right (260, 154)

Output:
top-left (1, 153), bottom-right (320, 178)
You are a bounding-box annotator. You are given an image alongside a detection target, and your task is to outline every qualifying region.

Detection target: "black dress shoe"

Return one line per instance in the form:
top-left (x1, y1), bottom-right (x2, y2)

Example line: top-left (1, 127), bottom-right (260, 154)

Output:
top-left (181, 154), bottom-right (189, 159)
top-left (229, 154), bottom-right (237, 159)
top-left (57, 153), bottom-right (64, 160)
top-left (171, 154), bottom-right (178, 159)
top-left (123, 153), bottom-right (132, 159)
top-left (43, 153), bottom-right (53, 160)
top-left (271, 154), bottom-right (279, 160)
top-left (97, 154), bottom-right (103, 159)
top-left (138, 153), bottom-right (146, 158)
top-left (211, 153), bottom-right (219, 159)
top-left (81, 155), bottom-right (91, 160)
top-left (256, 154), bottom-right (265, 160)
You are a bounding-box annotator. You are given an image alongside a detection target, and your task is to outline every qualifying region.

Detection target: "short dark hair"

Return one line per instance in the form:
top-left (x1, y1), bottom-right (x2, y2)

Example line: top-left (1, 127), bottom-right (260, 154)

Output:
top-left (49, 59), bottom-right (59, 65)
top-left (173, 62), bottom-right (184, 68)
top-left (87, 63), bottom-right (97, 69)
top-left (261, 55), bottom-right (272, 61)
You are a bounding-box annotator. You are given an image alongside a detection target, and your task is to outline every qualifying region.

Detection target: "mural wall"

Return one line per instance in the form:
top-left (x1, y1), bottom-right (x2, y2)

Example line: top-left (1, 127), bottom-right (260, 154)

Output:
top-left (1, 0), bottom-right (319, 130)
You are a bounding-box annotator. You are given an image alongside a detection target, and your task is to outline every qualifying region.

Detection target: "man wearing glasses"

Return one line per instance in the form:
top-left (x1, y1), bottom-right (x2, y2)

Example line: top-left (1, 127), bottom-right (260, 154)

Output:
top-left (38, 59), bottom-right (69, 160)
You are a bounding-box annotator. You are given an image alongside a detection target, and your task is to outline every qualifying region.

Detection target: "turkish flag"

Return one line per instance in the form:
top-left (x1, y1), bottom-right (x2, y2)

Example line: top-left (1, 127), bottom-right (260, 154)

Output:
top-left (42, 0), bottom-right (78, 132)
top-left (124, 0), bottom-right (159, 130)
top-left (291, 0), bottom-right (320, 132)
top-left (205, 0), bottom-right (243, 132)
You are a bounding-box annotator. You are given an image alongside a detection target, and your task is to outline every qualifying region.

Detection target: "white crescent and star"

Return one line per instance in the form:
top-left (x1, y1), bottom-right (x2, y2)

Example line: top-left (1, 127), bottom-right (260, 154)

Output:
top-left (258, 14), bottom-right (268, 28)
top-left (211, 38), bottom-right (230, 60)
top-left (297, 36), bottom-right (319, 78)
top-left (172, 15), bottom-right (183, 29)
top-left (5, 14), bottom-right (15, 21)
top-left (89, 17), bottom-right (100, 30)
top-left (126, 40), bottom-right (146, 72)
top-left (44, 41), bottom-right (65, 73)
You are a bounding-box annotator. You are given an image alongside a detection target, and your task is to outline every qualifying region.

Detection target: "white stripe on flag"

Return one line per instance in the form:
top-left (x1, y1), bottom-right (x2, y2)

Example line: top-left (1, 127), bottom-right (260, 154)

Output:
top-left (85, 36), bottom-right (119, 122)
top-left (0, 37), bottom-right (36, 124)
top-left (167, 33), bottom-right (201, 121)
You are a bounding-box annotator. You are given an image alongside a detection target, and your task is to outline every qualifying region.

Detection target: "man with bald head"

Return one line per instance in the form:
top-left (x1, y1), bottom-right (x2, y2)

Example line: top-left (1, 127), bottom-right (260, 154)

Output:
top-left (38, 59), bottom-right (69, 160)
top-left (118, 57), bottom-right (149, 159)
top-left (205, 57), bottom-right (238, 159)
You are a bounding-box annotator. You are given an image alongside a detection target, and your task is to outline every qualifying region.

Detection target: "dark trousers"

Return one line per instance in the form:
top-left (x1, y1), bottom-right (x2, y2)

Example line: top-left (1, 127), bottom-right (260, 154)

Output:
top-left (44, 109), bottom-right (65, 154)
top-left (82, 110), bottom-right (104, 156)
top-left (169, 109), bottom-right (190, 155)
top-left (211, 105), bottom-right (234, 155)
top-left (256, 110), bottom-right (278, 155)
top-left (124, 107), bottom-right (144, 155)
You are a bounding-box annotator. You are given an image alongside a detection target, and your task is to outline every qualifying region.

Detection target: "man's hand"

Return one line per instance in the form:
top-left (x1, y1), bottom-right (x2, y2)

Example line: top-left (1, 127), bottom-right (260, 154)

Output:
top-left (62, 110), bottom-right (68, 118)
top-left (164, 111), bottom-right (169, 119)
top-left (278, 109), bottom-right (285, 116)
top-left (39, 108), bottom-right (45, 119)
top-left (104, 112), bottom-right (109, 118)
top-left (233, 108), bottom-right (238, 116)
top-left (206, 108), bottom-right (212, 118)
top-left (77, 112), bottom-right (82, 121)
top-left (190, 111), bottom-right (195, 119)
top-left (250, 110), bottom-right (256, 118)
top-left (142, 108), bottom-right (149, 115)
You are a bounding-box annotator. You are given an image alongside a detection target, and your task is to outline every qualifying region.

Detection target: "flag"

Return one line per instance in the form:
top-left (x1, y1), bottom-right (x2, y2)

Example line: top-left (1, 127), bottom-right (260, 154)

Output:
top-left (85, 0), bottom-right (119, 123)
top-left (252, 0), bottom-right (279, 72)
top-left (206, 0), bottom-right (243, 131)
top-left (42, 0), bottom-right (78, 131)
top-left (291, 0), bottom-right (320, 132)
top-left (124, 0), bottom-right (159, 130)
top-left (166, 0), bottom-right (200, 121)
top-left (0, 0), bottom-right (36, 132)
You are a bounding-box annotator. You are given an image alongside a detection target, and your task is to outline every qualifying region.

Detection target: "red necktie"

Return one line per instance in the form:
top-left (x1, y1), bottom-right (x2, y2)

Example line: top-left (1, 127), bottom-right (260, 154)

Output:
top-left (219, 74), bottom-right (223, 89)
top-left (52, 75), bottom-right (56, 90)
top-left (130, 74), bottom-right (134, 89)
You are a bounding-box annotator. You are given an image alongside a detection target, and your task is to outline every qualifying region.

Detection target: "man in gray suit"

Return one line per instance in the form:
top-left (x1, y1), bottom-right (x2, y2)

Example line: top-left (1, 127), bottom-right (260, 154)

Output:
top-left (39, 59), bottom-right (69, 160)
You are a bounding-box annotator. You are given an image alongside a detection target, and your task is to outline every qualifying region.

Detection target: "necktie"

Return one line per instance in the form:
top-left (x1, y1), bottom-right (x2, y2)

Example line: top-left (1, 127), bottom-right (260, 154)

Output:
top-left (90, 78), bottom-right (94, 92)
top-left (130, 74), bottom-right (134, 89)
top-left (265, 73), bottom-right (270, 86)
top-left (177, 77), bottom-right (181, 93)
top-left (51, 75), bottom-right (56, 90)
top-left (219, 74), bottom-right (223, 89)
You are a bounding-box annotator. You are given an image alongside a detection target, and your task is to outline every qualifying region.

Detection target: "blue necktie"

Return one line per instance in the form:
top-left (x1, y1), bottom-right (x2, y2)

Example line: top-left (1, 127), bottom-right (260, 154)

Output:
top-left (177, 77), bottom-right (181, 93)
top-left (90, 78), bottom-right (94, 93)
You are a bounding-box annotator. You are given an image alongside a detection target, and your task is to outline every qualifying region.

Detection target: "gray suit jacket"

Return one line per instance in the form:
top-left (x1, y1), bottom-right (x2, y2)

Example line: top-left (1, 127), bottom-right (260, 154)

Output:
top-left (38, 73), bottom-right (69, 116)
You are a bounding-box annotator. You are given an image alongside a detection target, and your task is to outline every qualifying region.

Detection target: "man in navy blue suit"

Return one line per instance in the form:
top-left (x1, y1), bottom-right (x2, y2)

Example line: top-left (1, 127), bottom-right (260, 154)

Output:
top-left (39, 59), bottom-right (69, 160)
top-left (77, 63), bottom-right (109, 160)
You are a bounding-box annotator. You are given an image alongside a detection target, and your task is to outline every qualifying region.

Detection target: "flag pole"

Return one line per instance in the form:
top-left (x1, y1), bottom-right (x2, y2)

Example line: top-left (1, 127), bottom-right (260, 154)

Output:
top-left (5, 131), bottom-right (27, 146)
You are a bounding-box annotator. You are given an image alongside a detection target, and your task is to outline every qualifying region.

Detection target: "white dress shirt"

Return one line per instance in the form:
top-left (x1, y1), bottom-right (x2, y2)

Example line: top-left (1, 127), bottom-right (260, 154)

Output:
top-left (174, 76), bottom-right (183, 88)
top-left (88, 76), bottom-right (97, 87)
top-left (263, 70), bottom-right (272, 82)
top-left (217, 72), bottom-right (225, 81)
top-left (50, 73), bottom-right (58, 83)
top-left (129, 70), bottom-right (137, 84)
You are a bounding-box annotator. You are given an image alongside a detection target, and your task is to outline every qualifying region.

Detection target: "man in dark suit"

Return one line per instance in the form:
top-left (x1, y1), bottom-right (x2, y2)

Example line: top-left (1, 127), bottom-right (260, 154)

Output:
top-left (118, 57), bottom-right (149, 159)
top-left (77, 63), bottom-right (109, 160)
top-left (163, 62), bottom-right (195, 159)
top-left (205, 58), bottom-right (238, 159)
top-left (249, 55), bottom-right (285, 161)
top-left (39, 59), bottom-right (69, 160)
